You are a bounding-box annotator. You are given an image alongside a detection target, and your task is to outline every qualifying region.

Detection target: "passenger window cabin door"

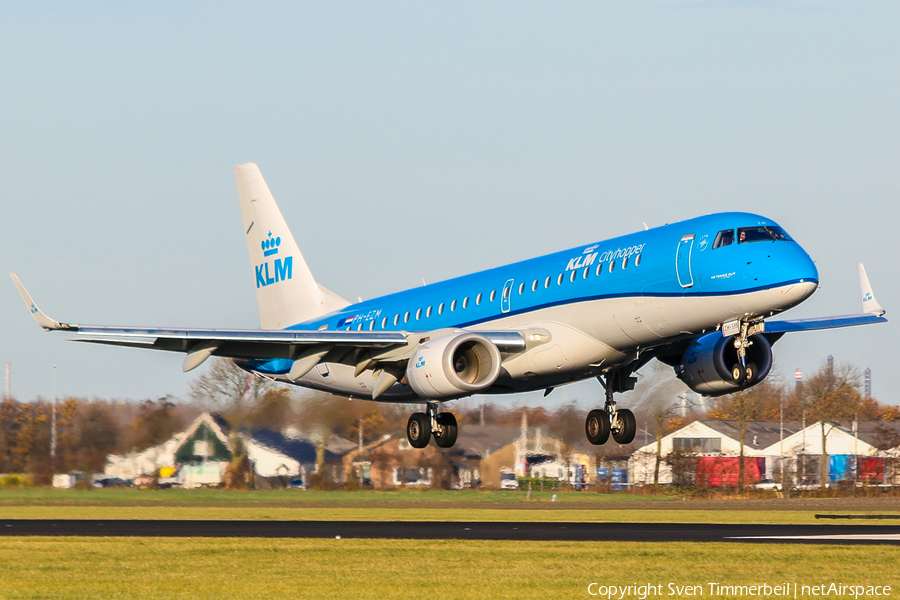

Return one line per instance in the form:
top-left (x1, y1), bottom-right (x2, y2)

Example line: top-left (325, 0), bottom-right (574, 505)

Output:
top-left (501, 279), bottom-right (514, 313)
top-left (676, 234), bottom-right (694, 289)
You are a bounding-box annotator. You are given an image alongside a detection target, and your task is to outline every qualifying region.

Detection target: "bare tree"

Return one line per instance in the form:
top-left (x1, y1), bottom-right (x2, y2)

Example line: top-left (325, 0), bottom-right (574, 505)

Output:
top-left (709, 377), bottom-right (786, 491)
top-left (625, 362), bottom-right (694, 489)
top-left (189, 358), bottom-right (272, 419)
top-left (802, 361), bottom-right (862, 489)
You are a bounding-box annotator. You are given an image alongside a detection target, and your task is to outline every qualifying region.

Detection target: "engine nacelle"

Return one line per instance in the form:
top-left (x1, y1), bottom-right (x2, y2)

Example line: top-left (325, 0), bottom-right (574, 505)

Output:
top-left (407, 332), bottom-right (502, 400)
top-left (676, 332), bottom-right (773, 397)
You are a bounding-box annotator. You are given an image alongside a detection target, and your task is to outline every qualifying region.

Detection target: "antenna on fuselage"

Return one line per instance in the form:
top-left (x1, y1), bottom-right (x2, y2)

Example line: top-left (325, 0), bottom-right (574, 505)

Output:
top-left (643, 222), bottom-right (649, 231)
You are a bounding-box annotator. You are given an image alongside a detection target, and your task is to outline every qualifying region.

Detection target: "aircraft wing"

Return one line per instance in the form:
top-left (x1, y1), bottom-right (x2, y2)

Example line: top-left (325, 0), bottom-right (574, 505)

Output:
top-left (765, 313), bottom-right (886, 334)
top-left (11, 274), bottom-right (524, 373)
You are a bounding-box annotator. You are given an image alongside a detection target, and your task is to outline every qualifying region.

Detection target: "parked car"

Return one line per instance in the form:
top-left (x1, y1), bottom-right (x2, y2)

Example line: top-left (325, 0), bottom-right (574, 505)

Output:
top-left (750, 478), bottom-right (782, 491)
top-left (92, 477), bottom-right (131, 488)
top-left (157, 476), bottom-right (180, 489)
top-left (288, 477), bottom-right (304, 489)
top-left (500, 469), bottom-right (519, 490)
top-left (133, 475), bottom-right (156, 489)
top-left (794, 480), bottom-right (830, 491)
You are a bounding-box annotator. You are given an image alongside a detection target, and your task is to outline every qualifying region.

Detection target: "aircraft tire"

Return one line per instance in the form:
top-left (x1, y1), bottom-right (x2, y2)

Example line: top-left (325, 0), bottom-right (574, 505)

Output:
top-left (731, 364), bottom-right (746, 385)
top-left (407, 413), bottom-right (431, 449)
top-left (744, 362), bottom-right (759, 386)
top-left (612, 409), bottom-right (636, 445)
top-left (434, 413), bottom-right (458, 448)
top-left (585, 409), bottom-right (610, 445)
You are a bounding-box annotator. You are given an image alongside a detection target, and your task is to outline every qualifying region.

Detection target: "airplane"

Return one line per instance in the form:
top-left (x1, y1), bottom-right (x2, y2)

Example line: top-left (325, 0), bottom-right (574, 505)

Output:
top-left (12, 163), bottom-right (887, 450)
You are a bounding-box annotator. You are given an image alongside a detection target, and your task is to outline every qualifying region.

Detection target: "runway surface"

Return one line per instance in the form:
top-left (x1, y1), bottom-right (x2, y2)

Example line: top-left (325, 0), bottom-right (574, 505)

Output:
top-left (2, 520), bottom-right (899, 544)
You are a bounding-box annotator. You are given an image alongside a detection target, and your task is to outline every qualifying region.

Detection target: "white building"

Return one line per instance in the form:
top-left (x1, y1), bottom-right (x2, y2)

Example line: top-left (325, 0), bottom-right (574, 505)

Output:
top-left (105, 412), bottom-right (355, 487)
top-left (628, 420), bottom-right (899, 487)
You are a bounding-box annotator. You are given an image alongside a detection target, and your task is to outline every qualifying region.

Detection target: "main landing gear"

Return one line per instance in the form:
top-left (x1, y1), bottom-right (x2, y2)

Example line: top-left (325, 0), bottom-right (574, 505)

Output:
top-left (585, 371), bottom-right (636, 446)
top-left (407, 402), bottom-right (458, 449)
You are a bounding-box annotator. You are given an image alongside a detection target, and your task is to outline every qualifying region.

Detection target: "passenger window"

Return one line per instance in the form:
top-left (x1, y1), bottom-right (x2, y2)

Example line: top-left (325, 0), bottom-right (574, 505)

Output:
top-left (595, 263), bottom-right (603, 276)
top-left (518, 283), bottom-right (524, 295)
top-left (476, 293), bottom-right (482, 305)
top-left (357, 322), bottom-right (363, 331)
top-left (609, 261), bottom-right (615, 272)
top-left (635, 254), bottom-right (641, 267)
top-left (463, 297), bottom-right (469, 309)
top-left (404, 311), bottom-right (410, 323)
top-left (451, 300), bottom-right (457, 311)
top-left (369, 320), bottom-right (375, 331)
top-left (544, 276), bottom-right (551, 289)
top-left (622, 256), bottom-right (628, 269)
top-left (438, 303), bottom-right (444, 315)
top-left (394, 314), bottom-right (399, 326)
top-left (426, 306), bottom-right (432, 318)
top-left (557, 273), bottom-right (564, 285)
top-left (490, 290), bottom-right (496, 302)
top-left (415, 308), bottom-right (422, 320)
top-left (713, 229), bottom-right (735, 249)
top-left (570, 270), bottom-right (577, 282)
top-left (382, 317), bottom-right (388, 329)
top-left (583, 267), bottom-right (589, 279)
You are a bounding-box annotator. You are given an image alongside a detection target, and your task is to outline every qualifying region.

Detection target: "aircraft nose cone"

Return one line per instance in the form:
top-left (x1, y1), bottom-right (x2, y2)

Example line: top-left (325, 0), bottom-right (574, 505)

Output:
top-left (790, 245), bottom-right (819, 300)
top-left (796, 248), bottom-right (819, 284)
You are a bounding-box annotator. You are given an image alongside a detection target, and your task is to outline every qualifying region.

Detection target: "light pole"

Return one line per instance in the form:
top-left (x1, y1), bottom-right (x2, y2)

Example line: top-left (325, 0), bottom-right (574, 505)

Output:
top-left (51, 365), bottom-right (57, 461)
top-left (779, 397), bottom-right (784, 492)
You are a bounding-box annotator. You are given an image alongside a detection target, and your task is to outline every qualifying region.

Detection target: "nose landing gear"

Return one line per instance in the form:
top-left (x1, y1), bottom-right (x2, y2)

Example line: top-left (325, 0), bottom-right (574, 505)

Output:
top-left (731, 319), bottom-right (764, 388)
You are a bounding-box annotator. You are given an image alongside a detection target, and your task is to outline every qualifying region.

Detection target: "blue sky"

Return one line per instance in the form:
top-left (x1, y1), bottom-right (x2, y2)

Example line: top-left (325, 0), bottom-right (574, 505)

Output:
top-left (1, 2), bottom-right (897, 407)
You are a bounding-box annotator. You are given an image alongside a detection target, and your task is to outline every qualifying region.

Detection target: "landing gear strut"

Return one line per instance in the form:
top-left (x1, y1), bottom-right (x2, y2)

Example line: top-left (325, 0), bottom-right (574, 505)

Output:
top-left (585, 371), bottom-right (636, 445)
top-left (406, 402), bottom-right (458, 449)
top-left (731, 319), bottom-right (764, 387)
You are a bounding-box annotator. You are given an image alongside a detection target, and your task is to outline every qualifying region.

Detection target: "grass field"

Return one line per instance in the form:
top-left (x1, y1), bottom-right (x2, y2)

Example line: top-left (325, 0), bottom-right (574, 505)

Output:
top-left (0, 538), bottom-right (897, 600)
top-left (0, 487), bottom-right (673, 505)
top-left (1, 488), bottom-right (898, 524)
top-left (1, 489), bottom-right (899, 599)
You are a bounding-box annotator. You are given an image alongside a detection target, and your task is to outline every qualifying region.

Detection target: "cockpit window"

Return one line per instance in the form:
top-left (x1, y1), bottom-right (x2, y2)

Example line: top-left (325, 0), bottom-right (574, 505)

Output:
top-left (713, 229), bottom-right (734, 249)
top-left (737, 226), bottom-right (793, 244)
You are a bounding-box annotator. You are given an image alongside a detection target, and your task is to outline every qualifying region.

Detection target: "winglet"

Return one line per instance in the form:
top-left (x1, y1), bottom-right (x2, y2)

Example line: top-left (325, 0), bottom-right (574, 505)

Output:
top-left (9, 274), bottom-right (77, 331)
top-left (858, 264), bottom-right (885, 317)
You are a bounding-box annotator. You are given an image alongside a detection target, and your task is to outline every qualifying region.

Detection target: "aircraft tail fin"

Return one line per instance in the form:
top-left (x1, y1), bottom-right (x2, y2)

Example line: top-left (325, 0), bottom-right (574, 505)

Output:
top-left (234, 163), bottom-right (348, 330)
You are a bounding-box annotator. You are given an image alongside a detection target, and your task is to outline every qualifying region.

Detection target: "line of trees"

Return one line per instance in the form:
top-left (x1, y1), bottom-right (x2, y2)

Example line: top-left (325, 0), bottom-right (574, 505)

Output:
top-left (1, 357), bottom-right (897, 487)
top-left (0, 396), bottom-right (195, 482)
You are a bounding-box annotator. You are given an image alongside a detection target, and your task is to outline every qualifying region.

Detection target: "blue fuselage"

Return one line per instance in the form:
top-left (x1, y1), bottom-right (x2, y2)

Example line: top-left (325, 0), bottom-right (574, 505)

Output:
top-left (249, 212), bottom-right (818, 382)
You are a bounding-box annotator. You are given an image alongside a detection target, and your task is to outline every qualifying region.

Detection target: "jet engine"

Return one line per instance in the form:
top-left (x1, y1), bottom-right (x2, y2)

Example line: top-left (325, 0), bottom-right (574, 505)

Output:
top-left (407, 332), bottom-right (502, 399)
top-left (676, 332), bottom-right (773, 397)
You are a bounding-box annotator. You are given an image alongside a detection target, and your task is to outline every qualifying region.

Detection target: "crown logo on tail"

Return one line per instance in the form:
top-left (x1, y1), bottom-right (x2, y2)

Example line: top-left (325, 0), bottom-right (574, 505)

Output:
top-left (262, 231), bottom-right (281, 257)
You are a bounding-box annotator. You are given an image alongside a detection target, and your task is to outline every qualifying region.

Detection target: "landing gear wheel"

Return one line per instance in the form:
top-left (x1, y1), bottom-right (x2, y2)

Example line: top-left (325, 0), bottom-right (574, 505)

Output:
top-left (434, 413), bottom-right (458, 448)
top-left (585, 409), bottom-right (610, 445)
top-left (744, 363), bottom-right (759, 386)
top-left (611, 409), bottom-right (636, 445)
top-left (731, 364), bottom-right (746, 385)
top-left (406, 412), bottom-right (431, 448)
